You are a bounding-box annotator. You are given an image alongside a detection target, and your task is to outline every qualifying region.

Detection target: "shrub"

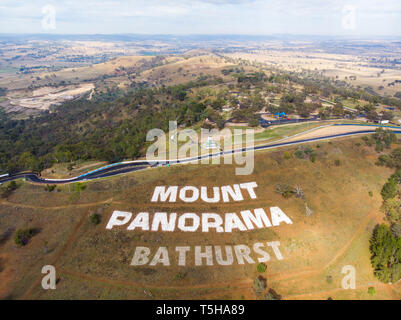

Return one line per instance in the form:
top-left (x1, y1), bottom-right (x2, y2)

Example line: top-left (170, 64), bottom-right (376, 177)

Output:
top-left (45, 184), bottom-right (57, 192)
top-left (369, 191), bottom-right (373, 197)
top-left (376, 154), bottom-right (392, 167)
top-left (14, 228), bottom-right (34, 246)
top-left (253, 276), bottom-right (267, 295)
top-left (363, 136), bottom-right (372, 146)
top-left (275, 184), bottom-right (295, 198)
top-left (304, 147), bottom-right (313, 155)
top-left (73, 182), bottom-right (87, 192)
top-left (368, 287), bottom-right (376, 295)
top-left (173, 272), bottom-right (187, 280)
top-left (257, 263), bottom-right (267, 273)
top-left (89, 213), bottom-right (101, 225)
top-left (326, 275), bottom-right (333, 284)
top-left (263, 289), bottom-right (282, 300)
top-left (294, 150), bottom-right (304, 159)
top-left (335, 159), bottom-right (341, 166)
top-left (1, 181), bottom-right (20, 198)
top-left (381, 178), bottom-right (398, 200)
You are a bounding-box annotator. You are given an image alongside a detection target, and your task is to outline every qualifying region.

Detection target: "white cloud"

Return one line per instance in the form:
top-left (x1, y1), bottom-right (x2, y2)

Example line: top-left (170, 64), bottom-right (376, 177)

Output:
top-left (0, 0), bottom-right (399, 35)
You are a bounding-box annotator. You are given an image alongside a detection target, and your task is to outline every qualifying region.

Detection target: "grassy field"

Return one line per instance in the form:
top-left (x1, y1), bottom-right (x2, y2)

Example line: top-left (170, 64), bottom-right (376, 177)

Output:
top-left (42, 160), bottom-right (107, 179)
top-left (0, 136), bottom-right (399, 300)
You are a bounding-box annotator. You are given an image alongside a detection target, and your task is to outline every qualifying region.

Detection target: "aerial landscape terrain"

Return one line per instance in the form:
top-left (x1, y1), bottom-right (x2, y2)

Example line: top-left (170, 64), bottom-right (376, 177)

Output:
top-left (0, 1), bottom-right (401, 302)
top-left (1, 34), bottom-right (401, 300)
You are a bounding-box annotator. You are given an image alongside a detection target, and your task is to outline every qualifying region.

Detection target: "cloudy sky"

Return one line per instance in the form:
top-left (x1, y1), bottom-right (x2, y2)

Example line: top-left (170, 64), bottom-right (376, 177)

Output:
top-left (0, 0), bottom-right (400, 36)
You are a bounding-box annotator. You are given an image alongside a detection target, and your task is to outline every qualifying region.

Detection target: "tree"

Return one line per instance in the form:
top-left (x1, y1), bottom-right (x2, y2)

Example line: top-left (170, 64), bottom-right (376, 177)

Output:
top-left (257, 263), bottom-right (267, 273)
top-left (391, 223), bottom-right (401, 238)
top-left (14, 228), bottom-right (35, 246)
top-left (366, 110), bottom-right (379, 122)
top-left (275, 184), bottom-right (295, 198)
top-left (381, 198), bottom-right (401, 224)
top-left (332, 104), bottom-right (345, 117)
top-left (253, 276), bottom-right (267, 295)
top-left (295, 185), bottom-right (305, 199)
top-left (305, 203), bottom-right (314, 217)
top-left (390, 148), bottom-right (401, 168)
top-left (247, 114), bottom-right (260, 127)
top-left (381, 178), bottom-right (398, 200)
top-left (263, 289), bottom-right (282, 300)
top-left (90, 213), bottom-right (101, 225)
top-left (382, 110), bottom-right (394, 121)
top-left (1, 181), bottom-right (19, 198)
top-left (297, 103), bottom-right (311, 118)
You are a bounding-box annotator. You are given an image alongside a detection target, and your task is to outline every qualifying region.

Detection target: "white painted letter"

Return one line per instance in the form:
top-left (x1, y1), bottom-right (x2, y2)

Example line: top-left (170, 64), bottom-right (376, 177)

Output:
top-left (176, 246), bottom-right (190, 266)
top-left (221, 184), bottom-right (244, 202)
top-left (151, 186), bottom-right (178, 202)
top-left (225, 213), bottom-right (247, 232)
top-left (202, 213), bottom-right (224, 232)
top-left (106, 210), bottom-right (132, 230)
top-left (127, 212), bottom-right (149, 231)
top-left (178, 213), bottom-right (200, 232)
top-left (151, 212), bottom-right (177, 232)
top-left (240, 182), bottom-right (258, 199)
top-left (195, 246), bottom-right (214, 266)
top-left (200, 186), bottom-right (220, 203)
top-left (253, 243), bottom-right (270, 263)
top-left (131, 247), bottom-right (150, 266)
top-left (179, 186), bottom-right (199, 202)
top-left (234, 245), bottom-right (255, 264)
top-left (215, 246), bottom-right (234, 265)
top-left (150, 247), bottom-right (170, 266)
top-left (267, 241), bottom-right (283, 260)
top-left (270, 207), bottom-right (293, 226)
top-left (241, 208), bottom-right (272, 230)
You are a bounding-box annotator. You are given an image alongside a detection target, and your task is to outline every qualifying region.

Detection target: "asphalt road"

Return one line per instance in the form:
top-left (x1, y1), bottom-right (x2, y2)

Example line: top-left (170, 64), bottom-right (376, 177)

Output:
top-left (1, 127), bottom-right (399, 185)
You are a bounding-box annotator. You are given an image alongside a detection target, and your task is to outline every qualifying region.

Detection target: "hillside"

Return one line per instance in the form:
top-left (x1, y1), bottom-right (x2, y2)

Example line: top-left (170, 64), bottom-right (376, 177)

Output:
top-left (1, 137), bottom-right (400, 300)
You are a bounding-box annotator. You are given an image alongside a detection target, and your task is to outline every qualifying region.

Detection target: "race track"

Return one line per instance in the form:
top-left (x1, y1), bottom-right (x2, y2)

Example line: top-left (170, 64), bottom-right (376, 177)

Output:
top-left (1, 125), bottom-right (400, 185)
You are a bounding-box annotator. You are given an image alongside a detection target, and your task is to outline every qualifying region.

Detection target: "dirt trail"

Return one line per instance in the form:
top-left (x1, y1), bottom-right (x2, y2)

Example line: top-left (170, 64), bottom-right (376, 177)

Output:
top-left (323, 209), bottom-right (377, 269)
top-left (21, 209), bottom-right (92, 299)
top-left (285, 282), bottom-right (398, 300)
top-left (60, 269), bottom-right (253, 291)
top-left (0, 198), bottom-right (114, 210)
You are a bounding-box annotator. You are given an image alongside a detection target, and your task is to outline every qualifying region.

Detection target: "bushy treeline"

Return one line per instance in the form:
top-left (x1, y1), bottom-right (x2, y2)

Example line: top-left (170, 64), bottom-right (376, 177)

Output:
top-left (286, 73), bottom-right (401, 109)
top-left (370, 224), bottom-right (401, 283)
top-left (0, 81), bottom-right (216, 173)
top-left (371, 136), bottom-right (401, 283)
top-left (363, 128), bottom-right (397, 153)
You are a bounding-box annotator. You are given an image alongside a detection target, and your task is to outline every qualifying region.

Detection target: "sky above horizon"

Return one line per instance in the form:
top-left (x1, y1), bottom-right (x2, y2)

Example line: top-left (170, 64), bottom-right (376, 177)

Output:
top-left (0, 0), bottom-right (400, 36)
